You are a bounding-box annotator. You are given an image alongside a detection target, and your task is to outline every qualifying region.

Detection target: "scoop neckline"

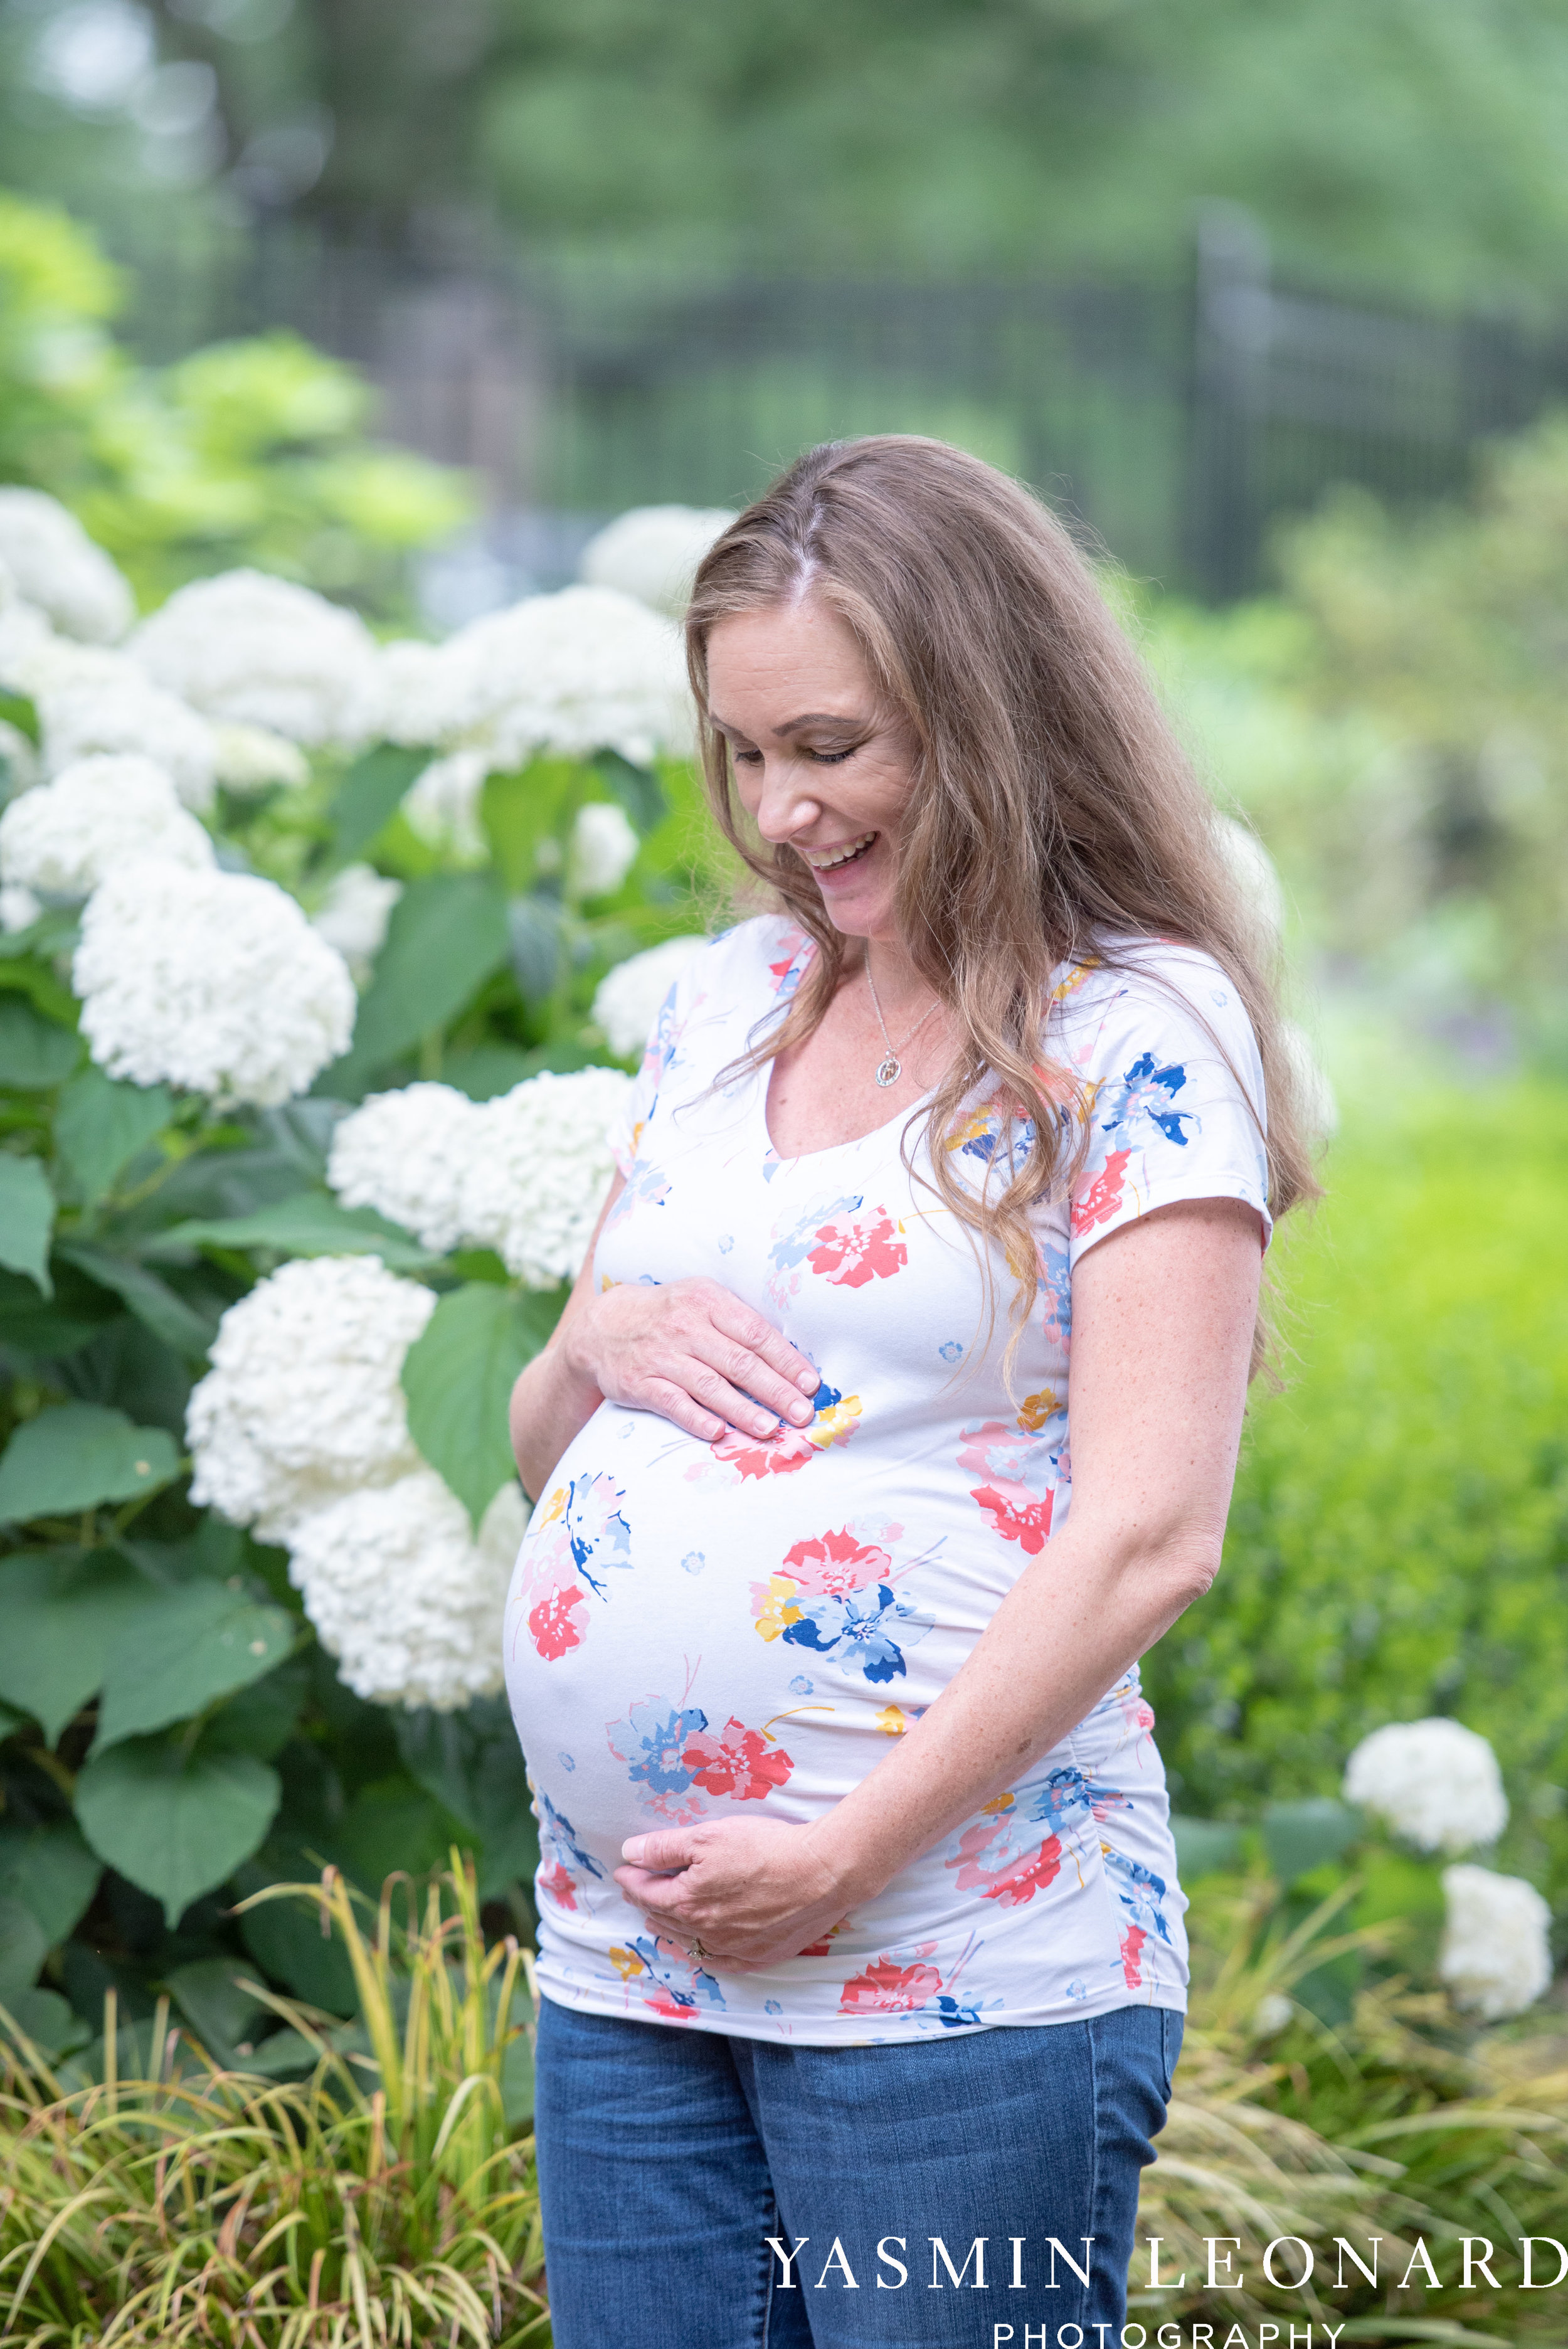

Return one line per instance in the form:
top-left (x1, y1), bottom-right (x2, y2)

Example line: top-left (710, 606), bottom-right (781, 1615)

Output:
top-left (757, 1054), bottom-right (941, 1169)
top-left (753, 932), bottom-right (942, 1167)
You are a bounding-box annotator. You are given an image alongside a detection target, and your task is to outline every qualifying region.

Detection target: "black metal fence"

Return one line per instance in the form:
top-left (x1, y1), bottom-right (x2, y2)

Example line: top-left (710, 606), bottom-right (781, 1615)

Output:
top-left (109, 209), bottom-right (1568, 600)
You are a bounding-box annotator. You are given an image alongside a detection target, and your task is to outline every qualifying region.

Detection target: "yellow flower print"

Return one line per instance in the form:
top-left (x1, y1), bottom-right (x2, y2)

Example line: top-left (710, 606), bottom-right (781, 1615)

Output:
top-left (608, 1945), bottom-right (646, 1981)
top-left (980, 1791), bottom-right (1015, 1815)
top-left (874, 1705), bottom-right (908, 1736)
top-left (943, 1107), bottom-right (993, 1157)
top-left (1016, 1388), bottom-right (1060, 1434)
top-left (535, 1485), bottom-right (568, 1528)
top-left (1048, 960), bottom-right (1097, 1007)
top-left (753, 1575), bottom-right (803, 1643)
top-left (808, 1392), bottom-right (863, 1450)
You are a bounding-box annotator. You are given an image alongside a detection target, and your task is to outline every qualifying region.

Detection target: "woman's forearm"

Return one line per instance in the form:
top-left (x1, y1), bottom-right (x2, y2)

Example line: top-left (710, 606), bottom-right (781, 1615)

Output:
top-left (509, 1339), bottom-right (604, 1502)
top-left (807, 1510), bottom-right (1216, 1905)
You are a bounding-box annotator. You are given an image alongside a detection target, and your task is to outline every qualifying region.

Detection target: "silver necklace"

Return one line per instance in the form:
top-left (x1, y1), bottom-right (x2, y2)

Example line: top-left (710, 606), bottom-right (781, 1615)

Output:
top-left (864, 957), bottom-right (940, 1088)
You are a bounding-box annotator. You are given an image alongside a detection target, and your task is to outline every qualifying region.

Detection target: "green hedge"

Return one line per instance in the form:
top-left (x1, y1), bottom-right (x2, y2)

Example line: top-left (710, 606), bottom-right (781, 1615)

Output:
top-left (1146, 1078), bottom-right (1568, 1929)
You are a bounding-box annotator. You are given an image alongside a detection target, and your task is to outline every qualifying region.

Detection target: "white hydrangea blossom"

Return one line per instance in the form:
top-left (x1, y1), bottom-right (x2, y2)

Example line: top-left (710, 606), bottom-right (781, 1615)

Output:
top-left (187, 1255), bottom-right (435, 1544)
top-left (0, 598), bottom-right (56, 694)
top-left (569, 800), bottom-right (640, 899)
top-left (0, 718), bottom-right (38, 797)
top-left (0, 755), bottom-right (215, 898)
top-left (39, 665), bottom-right (217, 813)
top-left (1343, 1718), bottom-right (1508, 1854)
top-left (593, 935), bottom-right (704, 1057)
top-left (1282, 1019), bottom-right (1339, 1141)
top-left (1251, 1992), bottom-right (1294, 2037)
top-left (1439, 1865), bottom-right (1554, 2020)
top-left (401, 748), bottom-right (489, 861)
top-left (446, 586), bottom-right (690, 768)
top-left (1216, 814), bottom-right (1286, 941)
top-left (310, 862), bottom-right (403, 981)
top-left (73, 857), bottom-right (356, 1106)
top-left (129, 569), bottom-right (381, 746)
top-left (211, 721), bottom-right (310, 793)
top-left (460, 1066), bottom-right (632, 1286)
top-left (286, 1470), bottom-right (526, 1710)
top-left (579, 504), bottom-right (736, 618)
top-left (0, 884), bottom-right (40, 933)
top-left (327, 1081), bottom-right (482, 1254)
top-left (381, 586), bottom-right (691, 776)
top-left (375, 637), bottom-right (453, 747)
top-left (0, 488), bottom-right (134, 644)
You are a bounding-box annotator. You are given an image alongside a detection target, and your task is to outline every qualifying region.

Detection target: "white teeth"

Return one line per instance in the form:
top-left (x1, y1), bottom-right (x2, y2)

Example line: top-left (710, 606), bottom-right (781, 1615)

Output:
top-left (804, 832), bottom-right (876, 870)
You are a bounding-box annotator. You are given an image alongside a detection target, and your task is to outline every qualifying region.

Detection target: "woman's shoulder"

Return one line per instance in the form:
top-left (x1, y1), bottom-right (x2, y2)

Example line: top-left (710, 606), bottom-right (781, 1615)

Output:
top-left (1049, 935), bottom-right (1264, 1103)
top-left (683, 911), bottom-right (815, 1012)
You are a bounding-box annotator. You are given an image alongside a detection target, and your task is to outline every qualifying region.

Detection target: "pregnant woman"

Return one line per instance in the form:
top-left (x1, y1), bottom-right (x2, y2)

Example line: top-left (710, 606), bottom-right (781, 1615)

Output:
top-left (504, 435), bottom-right (1313, 2349)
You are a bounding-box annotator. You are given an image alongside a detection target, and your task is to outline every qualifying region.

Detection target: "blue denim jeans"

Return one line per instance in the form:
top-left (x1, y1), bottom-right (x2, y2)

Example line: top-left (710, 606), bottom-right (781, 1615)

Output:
top-left (534, 1996), bottom-right (1181, 2349)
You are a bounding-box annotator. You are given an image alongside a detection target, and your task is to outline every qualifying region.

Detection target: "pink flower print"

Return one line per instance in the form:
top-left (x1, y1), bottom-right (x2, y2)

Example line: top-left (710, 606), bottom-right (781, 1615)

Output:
top-left (768, 927), bottom-right (812, 998)
top-left (682, 1716), bottom-right (795, 1803)
top-left (957, 1419), bottom-right (1062, 1556)
top-left (839, 1956), bottom-right (944, 2016)
top-left (1120, 1923), bottom-right (1149, 1988)
top-left (1072, 1147), bottom-right (1131, 1236)
top-left (529, 1579), bottom-right (588, 1660)
top-left (689, 1377), bottom-right (862, 1487)
top-left (947, 1817), bottom-right (1064, 1907)
top-left (610, 1934), bottom-right (726, 2020)
top-left (781, 1524), bottom-right (895, 1599)
top-left (538, 1860), bottom-right (578, 1911)
top-left (807, 1207), bottom-right (907, 1288)
top-left (970, 1482), bottom-right (1054, 1555)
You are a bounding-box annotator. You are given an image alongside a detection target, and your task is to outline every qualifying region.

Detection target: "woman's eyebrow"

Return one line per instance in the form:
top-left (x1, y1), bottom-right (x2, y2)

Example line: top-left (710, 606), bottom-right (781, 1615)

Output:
top-left (709, 709), bottom-right (866, 738)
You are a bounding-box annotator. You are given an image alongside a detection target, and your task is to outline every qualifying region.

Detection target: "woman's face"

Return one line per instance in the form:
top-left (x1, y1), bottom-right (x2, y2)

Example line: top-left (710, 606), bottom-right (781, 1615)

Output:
top-left (704, 596), bottom-right (918, 944)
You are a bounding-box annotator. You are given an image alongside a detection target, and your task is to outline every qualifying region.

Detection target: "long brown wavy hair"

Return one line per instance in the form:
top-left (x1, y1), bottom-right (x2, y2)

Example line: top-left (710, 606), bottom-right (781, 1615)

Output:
top-left (685, 434), bottom-right (1317, 1375)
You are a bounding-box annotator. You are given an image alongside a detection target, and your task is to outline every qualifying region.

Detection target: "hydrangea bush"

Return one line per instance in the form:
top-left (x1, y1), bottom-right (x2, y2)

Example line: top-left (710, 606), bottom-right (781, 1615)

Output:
top-left (0, 480), bottom-right (724, 2051)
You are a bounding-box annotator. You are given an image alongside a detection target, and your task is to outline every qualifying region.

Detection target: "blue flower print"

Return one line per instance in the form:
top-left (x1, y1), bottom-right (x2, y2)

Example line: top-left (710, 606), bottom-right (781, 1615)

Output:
top-left (1102, 1843), bottom-right (1173, 1947)
top-left (622, 1933), bottom-right (726, 2017)
top-left (538, 1791), bottom-right (603, 1883)
top-left (1024, 1764), bottom-right (1131, 1843)
top-left (768, 1193), bottom-right (864, 1291)
top-left (608, 1697), bottom-right (709, 1798)
top-left (938, 1340), bottom-right (965, 1364)
top-left (681, 1551), bottom-right (706, 1574)
top-left (782, 1581), bottom-right (935, 1685)
top-left (1094, 1052), bottom-right (1194, 1150)
top-left (563, 1472), bottom-right (633, 1596)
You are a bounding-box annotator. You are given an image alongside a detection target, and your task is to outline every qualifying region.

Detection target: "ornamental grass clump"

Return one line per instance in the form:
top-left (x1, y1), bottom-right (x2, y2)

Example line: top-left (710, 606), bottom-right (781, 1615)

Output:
top-left (0, 1857), bottom-right (548, 2348)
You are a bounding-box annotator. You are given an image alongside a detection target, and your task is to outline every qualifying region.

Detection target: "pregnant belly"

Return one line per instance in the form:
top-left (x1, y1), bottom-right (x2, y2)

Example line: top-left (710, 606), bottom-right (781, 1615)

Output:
top-left (501, 1406), bottom-right (985, 1861)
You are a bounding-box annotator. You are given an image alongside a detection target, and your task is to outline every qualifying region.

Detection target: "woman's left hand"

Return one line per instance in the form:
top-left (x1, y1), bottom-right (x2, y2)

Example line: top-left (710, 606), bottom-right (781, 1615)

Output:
top-left (613, 1816), bottom-right (856, 1969)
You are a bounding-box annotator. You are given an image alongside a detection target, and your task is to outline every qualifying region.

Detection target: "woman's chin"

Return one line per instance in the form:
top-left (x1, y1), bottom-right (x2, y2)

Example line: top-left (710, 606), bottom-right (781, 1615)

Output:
top-left (810, 869), bottom-right (894, 937)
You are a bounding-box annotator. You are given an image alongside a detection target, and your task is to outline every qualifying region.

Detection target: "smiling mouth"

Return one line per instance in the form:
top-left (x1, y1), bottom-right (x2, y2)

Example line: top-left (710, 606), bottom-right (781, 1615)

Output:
top-left (800, 832), bottom-right (877, 872)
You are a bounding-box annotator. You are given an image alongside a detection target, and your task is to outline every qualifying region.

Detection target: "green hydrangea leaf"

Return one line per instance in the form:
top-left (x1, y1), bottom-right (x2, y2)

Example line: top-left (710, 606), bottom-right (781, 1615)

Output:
top-left (0, 1155), bottom-right (55, 1295)
top-left (93, 1581), bottom-right (297, 1752)
top-left (75, 1742), bottom-right (280, 1929)
top-left (0, 1405), bottom-right (181, 1527)
top-left (0, 1551), bottom-right (160, 1744)
top-left (54, 1068), bottom-right (172, 1206)
top-left (401, 1281), bottom-right (553, 1529)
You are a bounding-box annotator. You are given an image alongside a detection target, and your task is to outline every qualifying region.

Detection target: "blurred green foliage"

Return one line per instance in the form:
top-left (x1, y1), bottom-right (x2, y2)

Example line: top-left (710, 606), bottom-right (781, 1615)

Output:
top-left (1146, 412), bottom-right (1568, 1058)
top-left (120, 0), bottom-right (1568, 305)
top-left (1146, 1079), bottom-right (1568, 1926)
top-left (0, 191), bottom-right (469, 612)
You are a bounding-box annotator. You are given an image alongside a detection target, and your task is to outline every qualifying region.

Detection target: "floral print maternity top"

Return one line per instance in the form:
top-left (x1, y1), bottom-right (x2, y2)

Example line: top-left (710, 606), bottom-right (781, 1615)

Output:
top-left (502, 915), bottom-right (1270, 2044)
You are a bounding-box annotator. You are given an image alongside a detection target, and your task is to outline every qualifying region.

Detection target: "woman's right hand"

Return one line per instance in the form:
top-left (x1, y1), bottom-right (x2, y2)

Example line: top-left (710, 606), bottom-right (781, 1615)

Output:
top-left (563, 1277), bottom-right (820, 1446)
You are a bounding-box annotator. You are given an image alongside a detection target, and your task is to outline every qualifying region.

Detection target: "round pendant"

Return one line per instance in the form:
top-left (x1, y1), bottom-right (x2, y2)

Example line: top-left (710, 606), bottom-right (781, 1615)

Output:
top-left (874, 1054), bottom-right (901, 1088)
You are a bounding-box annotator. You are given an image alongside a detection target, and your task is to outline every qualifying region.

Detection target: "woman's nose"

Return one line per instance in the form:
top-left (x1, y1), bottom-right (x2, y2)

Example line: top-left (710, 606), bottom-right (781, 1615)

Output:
top-left (753, 760), bottom-right (822, 844)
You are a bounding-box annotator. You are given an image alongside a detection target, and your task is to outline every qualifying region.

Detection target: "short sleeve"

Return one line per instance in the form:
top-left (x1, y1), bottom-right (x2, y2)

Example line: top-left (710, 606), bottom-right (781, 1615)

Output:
top-left (606, 974), bottom-right (688, 1178)
top-left (1058, 948), bottom-right (1272, 1271)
